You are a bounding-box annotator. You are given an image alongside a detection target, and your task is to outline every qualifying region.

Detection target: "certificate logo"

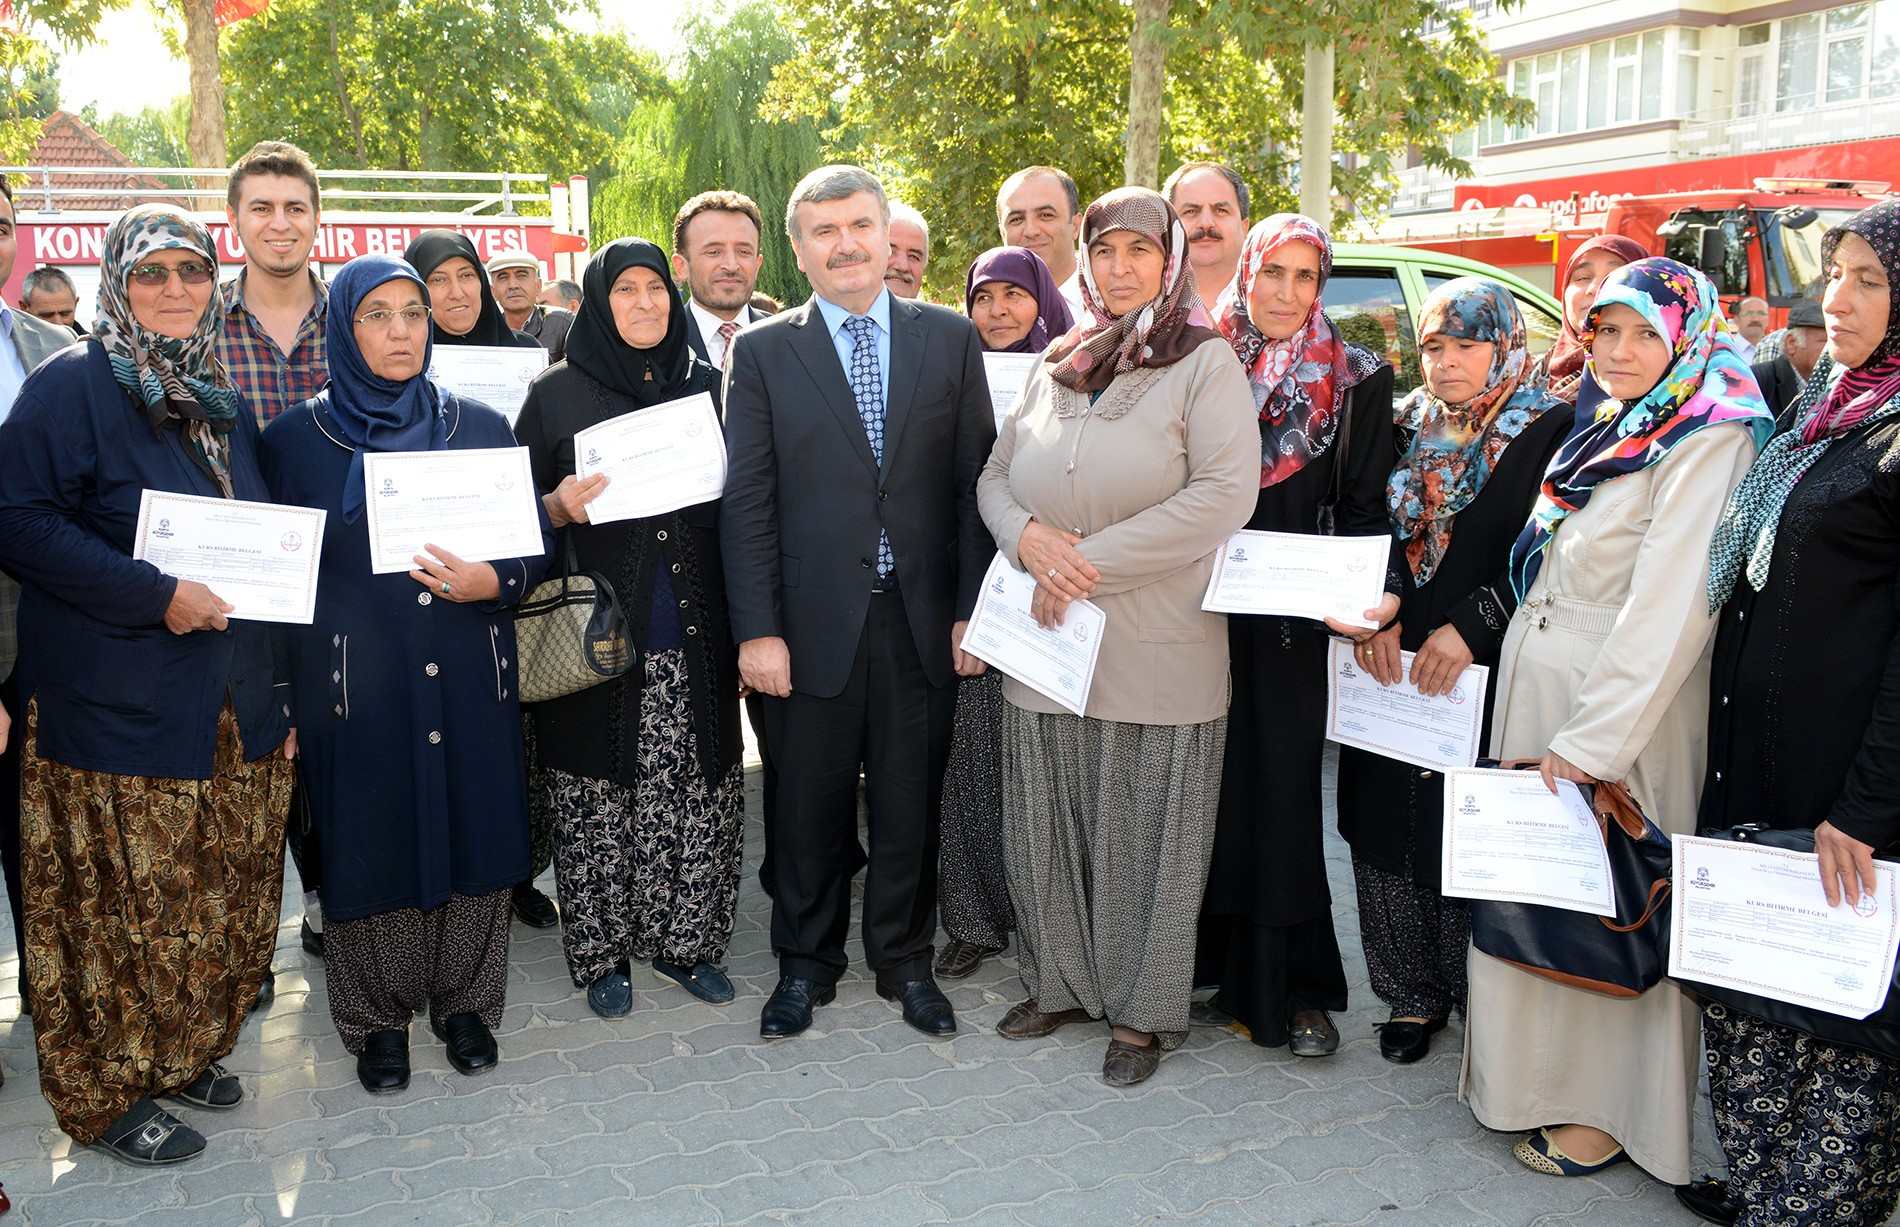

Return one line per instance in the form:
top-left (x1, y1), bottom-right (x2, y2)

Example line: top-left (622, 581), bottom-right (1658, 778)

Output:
top-left (1688, 866), bottom-right (1717, 892)
top-left (1458, 793), bottom-right (1480, 815)
top-left (990, 575), bottom-right (1006, 594)
top-left (495, 476), bottom-right (516, 493)
top-left (1346, 555), bottom-right (1369, 573)
top-left (380, 477), bottom-right (398, 497)
top-left (584, 447), bottom-right (601, 466)
top-left (1071, 623), bottom-right (1089, 643)
top-left (1854, 893), bottom-right (1879, 919)
top-left (280, 531), bottom-right (303, 553)
top-left (685, 419), bottom-right (705, 439)
top-left (1446, 685), bottom-right (1466, 705)
top-left (1229, 546), bottom-right (1248, 563)
top-left (152, 517), bottom-right (174, 539)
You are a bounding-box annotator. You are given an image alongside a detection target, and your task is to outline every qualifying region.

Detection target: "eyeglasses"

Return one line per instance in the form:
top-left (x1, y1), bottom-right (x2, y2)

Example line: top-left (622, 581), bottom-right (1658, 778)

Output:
top-left (128, 261), bottom-right (216, 287)
top-left (353, 306), bottom-right (432, 329)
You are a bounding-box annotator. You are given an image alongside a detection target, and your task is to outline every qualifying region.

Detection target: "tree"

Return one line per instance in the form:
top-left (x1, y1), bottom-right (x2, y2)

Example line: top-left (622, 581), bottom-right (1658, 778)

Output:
top-left (592, 1), bottom-right (826, 305)
top-left (219, 0), bottom-right (663, 199)
top-left (1124, 0), bottom-right (1171, 189)
top-left (0, 28), bottom-right (50, 164)
top-left (94, 96), bottom-right (193, 167)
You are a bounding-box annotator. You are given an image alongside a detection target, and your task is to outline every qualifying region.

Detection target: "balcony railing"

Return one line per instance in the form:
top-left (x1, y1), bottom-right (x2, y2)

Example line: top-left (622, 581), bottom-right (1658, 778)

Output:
top-left (1677, 93), bottom-right (1900, 160)
top-left (0, 165), bottom-right (550, 215)
top-left (1390, 165), bottom-right (1461, 215)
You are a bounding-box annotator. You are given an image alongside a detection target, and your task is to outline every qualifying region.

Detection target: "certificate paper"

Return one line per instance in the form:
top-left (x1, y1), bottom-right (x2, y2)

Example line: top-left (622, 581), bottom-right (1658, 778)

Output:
top-left (1201, 530), bottom-right (1388, 627)
top-left (427, 345), bottom-right (549, 425)
top-left (572, 392), bottom-right (727, 525)
top-left (960, 552), bottom-right (1107, 717)
top-left (1441, 767), bottom-right (1616, 917)
top-left (981, 352), bottom-right (1041, 431)
top-left (1324, 637), bottom-right (1489, 771)
top-left (1670, 835), bottom-right (1900, 1020)
top-left (360, 447), bottom-right (543, 575)
top-left (134, 490), bottom-right (326, 624)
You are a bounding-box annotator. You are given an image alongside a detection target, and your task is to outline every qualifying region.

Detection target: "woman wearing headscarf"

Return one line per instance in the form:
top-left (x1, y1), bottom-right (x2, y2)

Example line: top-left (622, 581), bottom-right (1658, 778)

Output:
top-left (1192, 214), bottom-right (1398, 1058)
top-left (0, 204), bottom-right (294, 1163)
top-left (932, 246), bottom-right (1076, 983)
top-left (1687, 199), bottom-right (1900, 1227)
top-left (1465, 257), bottom-right (1774, 1183)
top-left (1336, 279), bottom-right (1571, 1065)
top-left (1528, 235), bottom-right (1650, 404)
top-left (977, 187), bottom-right (1257, 1086)
top-left (513, 238), bottom-right (744, 1019)
top-left (260, 254), bottom-right (552, 1095)
top-left (403, 229), bottom-right (557, 930)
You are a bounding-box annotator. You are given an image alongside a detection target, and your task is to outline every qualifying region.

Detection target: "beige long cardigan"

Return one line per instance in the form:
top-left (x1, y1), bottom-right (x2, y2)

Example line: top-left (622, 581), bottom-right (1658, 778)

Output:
top-left (1461, 423), bottom-right (1759, 1186)
top-left (976, 337), bottom-right (1258, 727)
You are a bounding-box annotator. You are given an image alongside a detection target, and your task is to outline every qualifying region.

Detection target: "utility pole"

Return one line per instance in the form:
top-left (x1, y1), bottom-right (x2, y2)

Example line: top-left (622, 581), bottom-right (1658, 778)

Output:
top-left (1300, 37), bottom-right (1335, 223)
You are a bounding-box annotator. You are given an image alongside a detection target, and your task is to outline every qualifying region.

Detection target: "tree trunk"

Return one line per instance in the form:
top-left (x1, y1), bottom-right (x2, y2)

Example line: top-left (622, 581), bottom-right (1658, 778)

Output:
top-left (181, 0), bottom-right (226, 193)
top-left (1300, 38), bottom-right (1336, 224)
top-left (1122, 0), bottom-right (1170, 188)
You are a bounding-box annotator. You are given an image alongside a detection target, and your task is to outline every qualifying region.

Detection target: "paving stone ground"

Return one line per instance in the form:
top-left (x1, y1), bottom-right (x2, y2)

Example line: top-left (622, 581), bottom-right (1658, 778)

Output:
top-left (0, 748), bottom-right (1715, 1225)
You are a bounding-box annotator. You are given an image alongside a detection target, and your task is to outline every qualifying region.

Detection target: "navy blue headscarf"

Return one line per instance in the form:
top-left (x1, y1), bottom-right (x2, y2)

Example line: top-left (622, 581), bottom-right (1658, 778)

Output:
top-left (318, 255), bottom-right (447, 522)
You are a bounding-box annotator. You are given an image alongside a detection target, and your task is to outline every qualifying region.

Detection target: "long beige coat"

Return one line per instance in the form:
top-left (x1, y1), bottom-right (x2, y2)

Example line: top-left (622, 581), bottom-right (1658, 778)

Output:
top-left (1460, 424), bottom-right (1758, 1186)
top-left (977, 337), bottom-right (1258, 727)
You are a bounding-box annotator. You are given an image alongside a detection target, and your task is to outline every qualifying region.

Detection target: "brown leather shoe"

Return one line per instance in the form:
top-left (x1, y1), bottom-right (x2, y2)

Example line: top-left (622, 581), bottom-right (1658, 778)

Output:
top-left (1102, 1036), bottom-right (1161, 1086)
top-left (996, 1000), bottom-right (1092, 1040)
top-left (933, 938), bottom-right (1003, 981)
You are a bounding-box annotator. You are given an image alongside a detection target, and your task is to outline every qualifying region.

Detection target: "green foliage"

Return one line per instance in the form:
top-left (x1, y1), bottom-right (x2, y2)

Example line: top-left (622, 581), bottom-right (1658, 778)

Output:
top-left (219, 0), bottom-right (665, 210)
top-left (0, 29), bottom-right (52, 167)
top-left (94, 96), bottom-right (192, 167)
top-left (591, 1), bottom-right (826, 306)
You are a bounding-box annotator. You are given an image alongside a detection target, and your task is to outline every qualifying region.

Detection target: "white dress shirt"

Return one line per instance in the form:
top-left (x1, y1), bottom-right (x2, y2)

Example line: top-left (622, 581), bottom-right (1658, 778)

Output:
top-left (690, 298), bottom-right (751, 371)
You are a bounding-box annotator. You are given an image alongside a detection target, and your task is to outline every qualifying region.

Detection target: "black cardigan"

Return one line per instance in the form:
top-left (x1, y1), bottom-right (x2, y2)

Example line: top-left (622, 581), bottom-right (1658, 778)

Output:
top-left (1700, 413), bottom-right (1900, 850)
top-left (513, 359), bottom-right (741, 789)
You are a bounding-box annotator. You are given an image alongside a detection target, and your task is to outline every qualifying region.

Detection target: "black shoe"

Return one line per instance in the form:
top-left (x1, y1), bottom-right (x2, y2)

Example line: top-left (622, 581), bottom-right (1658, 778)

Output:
top-left (1675, 1178), bottom-right (1740, 1226)
top-left (250, 971), bottom-right (275, 1014)
top-left (432, 1012), bottom-right (498, 1075)
top-left (94, 1097), bottom-right (205, 1166)
top-left (877, 977), bottom-right (956, 1036)
top-left (1377, 1014), bottom-right (1449, 1065)
top-left (356, 1029), bottom-right (410, 1094)
top-left (511, 882), bottom-right (559, 928)
top-left (652, 959), bottom-right (736, 1004)
top-left (933, 939), bottom-right (1003, 981)
top-left (759, 975), bottom-right (835, 1039)
top-left (300, 916), bottom-right (325, 959)
top-left (167, 1061), bottom-right (242, 1110)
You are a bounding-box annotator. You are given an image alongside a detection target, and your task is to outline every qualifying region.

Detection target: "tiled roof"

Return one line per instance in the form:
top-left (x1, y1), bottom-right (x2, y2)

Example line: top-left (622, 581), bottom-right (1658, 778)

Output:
top-left (20, 111), bottom-right (189, 212)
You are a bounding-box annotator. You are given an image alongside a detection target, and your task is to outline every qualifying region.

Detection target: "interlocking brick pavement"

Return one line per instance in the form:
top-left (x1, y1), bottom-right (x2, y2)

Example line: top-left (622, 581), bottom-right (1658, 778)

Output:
top-left (0, 751), bottom-right (1711, 1225)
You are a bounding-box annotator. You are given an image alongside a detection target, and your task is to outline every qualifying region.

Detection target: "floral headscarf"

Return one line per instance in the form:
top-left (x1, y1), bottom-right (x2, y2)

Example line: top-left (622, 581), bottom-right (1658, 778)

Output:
top-left (1508, 257), bottom-right (1774, 600)
top-left (1708, 198), bottom-right (1900, 611)
top-left (1389, 278), bottom-right (1561, 584)
top-left (964, 246), bottom-right (1075, 354)
top-left (1538, 235), bottom-right (1649, 404)
top-left (93, 203), bottom-right (241, 496)
top-left (1046, 187), bottom-right (1220, 395)
top-left (1215, 214), bottom-right (1381, 488)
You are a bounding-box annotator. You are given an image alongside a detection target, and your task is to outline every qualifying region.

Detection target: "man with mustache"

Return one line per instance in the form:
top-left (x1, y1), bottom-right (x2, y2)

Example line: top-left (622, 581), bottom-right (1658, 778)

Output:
top-left (997, 165), bottom-right (1086, 317)
top-left (1164, 161), bottom-right (1251, 314)
top-left (722, 164), bottom-right (995, 1042)
top-left (884, 202), bottom-right (930, 300)
top-left (488, 252), bottom-right (571, 362)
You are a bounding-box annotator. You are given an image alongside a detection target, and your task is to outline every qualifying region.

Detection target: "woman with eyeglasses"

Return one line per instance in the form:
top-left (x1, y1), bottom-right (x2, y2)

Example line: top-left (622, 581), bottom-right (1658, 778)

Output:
top-left (259, 255), bottom-right (552, 1096)
top-left (0, 205), bottom-right (296, 1165)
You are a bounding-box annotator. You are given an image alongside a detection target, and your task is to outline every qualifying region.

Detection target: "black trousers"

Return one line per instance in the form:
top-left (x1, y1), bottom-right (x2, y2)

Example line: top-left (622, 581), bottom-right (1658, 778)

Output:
top-left (763, 592), bottom-right (953, 988)
top-left (286, 766), bottom-right (322, 898)
top-left (0, 674), bottom-right (22, 971)
top-left (745, 691), bottom-right (777, 898)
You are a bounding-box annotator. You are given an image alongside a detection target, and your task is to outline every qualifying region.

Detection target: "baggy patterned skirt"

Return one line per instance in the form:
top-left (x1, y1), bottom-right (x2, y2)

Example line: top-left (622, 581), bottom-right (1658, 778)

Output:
top-left (548, 649), bottom-right (744, 987)
top-left (324, 889), bottom-right (512, 1053)
top-left (937, 671), bottom-right (1014, 951)
top-left (19, 700), bottom-right (292, 1143)
top-left (1352, 857), bottom-right (1469, 1021)
top-left (1705, 1003), bottom-right (1900, 1227)
top-left (999, 704), bottom-right (1225, 1039)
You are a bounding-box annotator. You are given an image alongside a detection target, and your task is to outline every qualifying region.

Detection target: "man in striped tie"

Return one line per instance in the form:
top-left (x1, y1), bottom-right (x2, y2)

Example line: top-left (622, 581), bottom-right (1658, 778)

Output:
top-left (673, 190), bottom-right (770, 374)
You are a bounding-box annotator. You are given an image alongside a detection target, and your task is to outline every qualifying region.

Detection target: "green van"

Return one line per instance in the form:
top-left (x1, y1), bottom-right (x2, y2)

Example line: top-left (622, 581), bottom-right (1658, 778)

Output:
top-left (1325, 244), bottom-right (1563, 403)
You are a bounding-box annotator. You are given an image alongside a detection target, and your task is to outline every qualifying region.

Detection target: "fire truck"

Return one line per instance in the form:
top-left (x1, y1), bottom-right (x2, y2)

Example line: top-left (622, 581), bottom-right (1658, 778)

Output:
top-left (1366, 178), bottom-right (1890, 326)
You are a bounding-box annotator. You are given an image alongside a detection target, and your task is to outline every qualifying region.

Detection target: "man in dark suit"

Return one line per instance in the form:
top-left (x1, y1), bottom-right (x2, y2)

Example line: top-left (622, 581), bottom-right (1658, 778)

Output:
top-left (722, 164), bottom-right (994, 1039)
top-left (1752, 300), bottom-right (1825, 416)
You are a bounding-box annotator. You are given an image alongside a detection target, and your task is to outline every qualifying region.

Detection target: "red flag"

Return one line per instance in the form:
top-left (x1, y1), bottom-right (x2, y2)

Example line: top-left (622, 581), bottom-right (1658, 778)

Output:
top-left (215, 0), bottom-right (269, 25)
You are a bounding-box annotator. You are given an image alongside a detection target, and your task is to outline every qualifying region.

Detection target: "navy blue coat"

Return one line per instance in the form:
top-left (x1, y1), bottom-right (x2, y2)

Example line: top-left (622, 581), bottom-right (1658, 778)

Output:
top-left (0, 340), bottom-right (289, 778)
top-left (260, 393), bottom-right (552, 922)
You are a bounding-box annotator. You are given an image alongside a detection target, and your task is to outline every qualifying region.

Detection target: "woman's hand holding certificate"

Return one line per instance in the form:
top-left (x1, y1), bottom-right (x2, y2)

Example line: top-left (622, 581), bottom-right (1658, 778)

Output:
top-left (961, 553), bottom-right (1106, 716)
top-left (1201, 529), bottom-right (1389, 628)
top-left (572, 392), bottom-right (727, 525)
top-left (134, 489), bottom-right (327, 624)
top-left (360, 447), bottom-right (543, 575)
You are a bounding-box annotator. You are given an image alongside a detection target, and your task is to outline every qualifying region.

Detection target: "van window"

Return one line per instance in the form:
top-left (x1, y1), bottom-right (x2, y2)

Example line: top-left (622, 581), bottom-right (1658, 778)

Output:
top-left (1421, 272), bottom-right (1563, 357)
top-left (1325, 267), bottom-right (1420, 393)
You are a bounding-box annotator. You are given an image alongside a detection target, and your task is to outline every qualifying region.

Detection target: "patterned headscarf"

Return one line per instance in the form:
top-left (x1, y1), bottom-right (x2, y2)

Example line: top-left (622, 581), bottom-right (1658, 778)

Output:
top-left (1707, 199), bottom-right (1900, 611)
top-left (1539, 235), bottom-right (1649, 404)
top-left (93, 203), bottom-right (241, 496)
top-left (1508, 257), bottom-right (1774, 600)
top-left (1389, 278), bottom-right (1561, 584)
top-left (963, 246), bottom-right (1075, 354)
top-left (1046, 187), bottom-right (1219, 395)
top-left (1215, 214), bottom-right (1382, 488)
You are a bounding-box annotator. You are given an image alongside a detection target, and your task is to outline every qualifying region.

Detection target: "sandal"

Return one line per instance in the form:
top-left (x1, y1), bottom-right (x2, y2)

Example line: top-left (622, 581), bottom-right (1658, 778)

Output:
top-left (1512, 1127), bottom-right (1629, 1176)
top-left (94, 1098), bottom-right (206, 1167)
top-left (167, 1061), bottom-right (242, 1110)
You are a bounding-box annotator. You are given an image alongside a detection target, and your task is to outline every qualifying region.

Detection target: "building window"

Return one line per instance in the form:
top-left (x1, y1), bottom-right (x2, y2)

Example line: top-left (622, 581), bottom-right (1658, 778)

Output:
top-left (1737, 23), bottom-right (1771, 117)
top-left (1678, 28), bottom-right (1702, 117)
top-left (1491, 27), bottom-right (1685, 143)
top-left (1761, 0), bottom-right (1900, 113)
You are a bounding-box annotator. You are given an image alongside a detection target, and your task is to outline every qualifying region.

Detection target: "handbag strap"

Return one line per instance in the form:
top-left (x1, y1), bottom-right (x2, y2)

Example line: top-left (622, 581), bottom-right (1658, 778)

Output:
top-left (1600, 877), bottom-right (1672, 933)
top-left (1591, 779), bottom-right (1648, 840)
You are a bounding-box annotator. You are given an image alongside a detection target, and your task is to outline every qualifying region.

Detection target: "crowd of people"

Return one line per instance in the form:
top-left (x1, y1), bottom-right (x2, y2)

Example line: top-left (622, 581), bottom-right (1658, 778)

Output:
top-left (0, 137), bottom-right (1893, 1227)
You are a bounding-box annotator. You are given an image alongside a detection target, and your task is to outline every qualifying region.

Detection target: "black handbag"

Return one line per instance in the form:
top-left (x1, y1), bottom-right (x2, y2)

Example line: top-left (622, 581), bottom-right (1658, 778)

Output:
top-left (514, 534), bottom-right (632, 704)
top-left (1675, 825), bottom-right (1900, 1061)
top-left (1467, 764), bottom-right (1675, 998)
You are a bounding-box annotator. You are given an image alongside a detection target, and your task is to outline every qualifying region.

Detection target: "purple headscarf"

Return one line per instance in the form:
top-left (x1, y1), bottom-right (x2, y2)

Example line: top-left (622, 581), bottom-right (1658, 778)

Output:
top-left (963, 245), bottom-right (1076, 354)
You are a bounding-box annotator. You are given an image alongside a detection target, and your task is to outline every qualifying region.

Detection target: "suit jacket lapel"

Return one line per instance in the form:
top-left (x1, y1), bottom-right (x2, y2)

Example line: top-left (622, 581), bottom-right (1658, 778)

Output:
top-left (879, 298), bottom-right (926, 479)
top-left (788, 298), bottom-right (879, 477)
